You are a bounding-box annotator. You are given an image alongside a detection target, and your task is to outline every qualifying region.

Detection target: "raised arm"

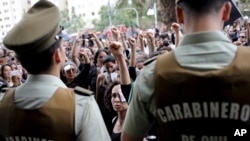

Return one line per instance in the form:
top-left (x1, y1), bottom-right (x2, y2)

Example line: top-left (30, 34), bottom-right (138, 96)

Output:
top-left (146, 32), bottom-right (156, 56)
top-left (138, 33), bottom-right (145, 52)
top-left (90, 33), bottom-right (104, 49)
top-left (120, 32), bottom-right (128, 50)
top-left (111, 27), bottom-right (121, 41)
top-left (172, 23), bottom-right (183, 47)
top-left (72, 36), bottom-right (83, 67)
top-left (109, 42), bottom-right (131, 85)
top-left (128, 37), bottom-right (136, 67)
top-left (128, 37), bottom-right (137, 81)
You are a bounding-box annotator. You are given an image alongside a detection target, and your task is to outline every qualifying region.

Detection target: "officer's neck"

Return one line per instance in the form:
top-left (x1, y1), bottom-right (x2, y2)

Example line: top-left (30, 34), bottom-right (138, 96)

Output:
top-left (183, 14), bottom-right (223, 34)
top-left (40, 66), bottom-right (61, 78)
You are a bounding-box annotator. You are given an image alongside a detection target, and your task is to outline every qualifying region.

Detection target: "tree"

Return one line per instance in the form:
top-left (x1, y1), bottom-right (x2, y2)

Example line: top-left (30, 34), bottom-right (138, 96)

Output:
top-left (114, 0), bottom-right (157, 29)
top-left (92, 6), bottom-right (110, 31)
top-left (92, 5), bottom-right (140, 31)
top-left (239, 0), bottom-right (250, 17)
top-left (159, 0), bottom-right (176, 25)
top-left (60, 7), bottom-right (85, 33)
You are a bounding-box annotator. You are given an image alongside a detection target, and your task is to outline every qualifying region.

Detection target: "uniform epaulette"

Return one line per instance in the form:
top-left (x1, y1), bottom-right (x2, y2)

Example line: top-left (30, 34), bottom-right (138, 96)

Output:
top-left (1, 87), bottom-right (9, 93)
top-left (74, 86), bottom-right (93, 96)
top-left (143, 56), bottom-right (158, 66)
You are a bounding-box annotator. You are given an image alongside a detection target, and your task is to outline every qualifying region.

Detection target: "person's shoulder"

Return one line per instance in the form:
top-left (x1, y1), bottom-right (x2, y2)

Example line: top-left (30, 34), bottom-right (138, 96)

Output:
top-left (74, 86), bottom-right (94, 96)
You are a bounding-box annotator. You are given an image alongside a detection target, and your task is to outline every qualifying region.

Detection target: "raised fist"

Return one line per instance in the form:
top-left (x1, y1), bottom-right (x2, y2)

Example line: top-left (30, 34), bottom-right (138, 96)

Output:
top-left (109, 41), bottom-right (123, 56)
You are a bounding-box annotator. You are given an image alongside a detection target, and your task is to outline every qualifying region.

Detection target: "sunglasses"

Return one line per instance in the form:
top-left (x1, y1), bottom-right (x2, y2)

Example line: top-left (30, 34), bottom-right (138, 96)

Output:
top-left (240, 36), bottom-right (246, 38)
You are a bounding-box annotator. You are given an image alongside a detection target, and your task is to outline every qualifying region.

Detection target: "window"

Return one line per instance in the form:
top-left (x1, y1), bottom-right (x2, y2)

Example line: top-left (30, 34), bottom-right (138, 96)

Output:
top-left (83, 13), bottom-right (85, 17)
top-left (0, 18), bottom-right (2, 21)
top-left (27, 0), bottom-right (31, 4)
top-left (2, 32), bottom-right (5, 36)
top-left (92, 12), bottom-right (95, 16)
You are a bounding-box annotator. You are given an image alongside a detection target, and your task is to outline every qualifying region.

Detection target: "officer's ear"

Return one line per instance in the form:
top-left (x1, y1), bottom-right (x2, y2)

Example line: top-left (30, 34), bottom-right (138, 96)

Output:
top-left (176, 6), bottom-right (184, 24)
top-left (54, 47), bottom-right (64, 64)
top-left (222, 1), bottom-right (232, 22)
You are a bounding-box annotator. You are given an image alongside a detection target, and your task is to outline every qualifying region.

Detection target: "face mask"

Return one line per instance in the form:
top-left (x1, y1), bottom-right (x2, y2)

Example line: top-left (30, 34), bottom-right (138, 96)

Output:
top-left (110, 72), bottom-right (118, 82)
top-left (105, 72), bottom-right (119, 83)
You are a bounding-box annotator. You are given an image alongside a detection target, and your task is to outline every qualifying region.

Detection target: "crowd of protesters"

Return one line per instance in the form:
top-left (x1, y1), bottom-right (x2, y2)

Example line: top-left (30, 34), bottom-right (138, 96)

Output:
top-left (0, 14), bottom-right (249, 140)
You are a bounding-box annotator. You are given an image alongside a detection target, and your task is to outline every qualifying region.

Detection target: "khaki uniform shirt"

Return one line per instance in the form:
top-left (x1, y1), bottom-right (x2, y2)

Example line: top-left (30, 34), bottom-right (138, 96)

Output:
top-left (123, 31), bottom-right (238, 137)
top-left (0, 74), bottom-right (111, 141)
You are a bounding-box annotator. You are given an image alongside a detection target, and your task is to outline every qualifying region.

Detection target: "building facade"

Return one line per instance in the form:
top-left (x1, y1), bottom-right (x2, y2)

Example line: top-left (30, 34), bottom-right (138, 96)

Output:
top-left (0, 0), bottom-right (117, 43)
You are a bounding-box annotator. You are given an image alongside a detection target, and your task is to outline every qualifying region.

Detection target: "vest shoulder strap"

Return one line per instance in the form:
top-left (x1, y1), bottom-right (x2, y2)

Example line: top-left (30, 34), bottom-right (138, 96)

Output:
top-left (143, 56), bottom-right (158, 66)
top-left (0, 88), bottom-right (15, 105)
top-left (74, 86), bottom-right (93, 96)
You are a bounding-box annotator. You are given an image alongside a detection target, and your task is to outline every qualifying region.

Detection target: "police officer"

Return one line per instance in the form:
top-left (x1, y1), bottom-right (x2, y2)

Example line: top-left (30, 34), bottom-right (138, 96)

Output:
top-left (122, 0), bottom-right (250, 141)
top-left (0, 1), bottom-right (111, 141)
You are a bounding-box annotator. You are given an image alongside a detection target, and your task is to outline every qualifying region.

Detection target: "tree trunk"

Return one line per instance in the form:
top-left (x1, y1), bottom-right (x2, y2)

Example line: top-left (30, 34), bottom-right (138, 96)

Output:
top-left (159, 0), bottom-right (176, 25)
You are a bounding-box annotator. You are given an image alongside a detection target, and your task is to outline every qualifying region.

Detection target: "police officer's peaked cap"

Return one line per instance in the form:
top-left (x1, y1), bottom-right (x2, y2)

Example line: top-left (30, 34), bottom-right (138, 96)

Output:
top-left (3, 0), bottom-right (61, 56)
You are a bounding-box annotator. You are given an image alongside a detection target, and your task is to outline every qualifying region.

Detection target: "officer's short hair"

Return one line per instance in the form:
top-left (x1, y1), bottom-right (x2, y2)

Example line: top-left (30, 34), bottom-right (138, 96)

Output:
top-left (176, 0), bottom-right (227, 14)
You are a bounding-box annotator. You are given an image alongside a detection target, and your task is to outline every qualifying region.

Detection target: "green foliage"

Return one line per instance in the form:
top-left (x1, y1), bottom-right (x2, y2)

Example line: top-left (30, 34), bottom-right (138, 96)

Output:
top-left (240, 0), bottom-right (248, 3)
top-left (92, 0), bottom-right (158, 31)
top-left (92, 6), bottom-right (139, 31)
top-left (60, 7), bottom-right (85, 33)
top-left (92, 6), bottom-right (110, 31)
top-left (116, 0), bottom-right (154, 17)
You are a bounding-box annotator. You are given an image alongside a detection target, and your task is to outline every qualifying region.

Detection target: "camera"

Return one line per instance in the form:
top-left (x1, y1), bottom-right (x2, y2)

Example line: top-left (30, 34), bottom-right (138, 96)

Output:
top-left (163, 40), bottom-right (170, 47)
top-left (11, 57), bottom-right (15, 61)
top-left (82, 34), bottom-right (91, 39)
top-left (159, 33), bottom-right (168, 39)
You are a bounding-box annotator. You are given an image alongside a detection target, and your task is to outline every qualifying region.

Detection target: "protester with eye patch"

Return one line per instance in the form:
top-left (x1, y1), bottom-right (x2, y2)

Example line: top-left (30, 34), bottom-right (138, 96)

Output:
top-left (61, 55), bottom-right (90, 89)
top-left (60, 34), bottom-right (91, 89)
top-left (103, 41), bottom-right (133, 141)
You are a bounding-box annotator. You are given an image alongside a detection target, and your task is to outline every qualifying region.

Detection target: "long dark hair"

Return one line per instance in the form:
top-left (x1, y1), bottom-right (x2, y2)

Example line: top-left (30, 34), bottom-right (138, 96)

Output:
top-left (0, 64), bottom-right (11, 78)
top-left (104, 81), bottom-right (120, 112)
top-left (93, 48), bottom-right (109, 66)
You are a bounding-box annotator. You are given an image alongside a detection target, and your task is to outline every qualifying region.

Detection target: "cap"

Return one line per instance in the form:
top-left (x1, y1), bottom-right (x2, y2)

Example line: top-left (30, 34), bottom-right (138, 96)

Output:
top-left (3, 0), bottom-right (61, 56)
